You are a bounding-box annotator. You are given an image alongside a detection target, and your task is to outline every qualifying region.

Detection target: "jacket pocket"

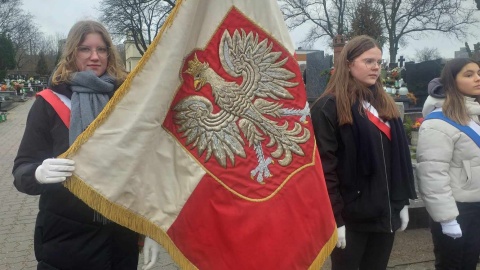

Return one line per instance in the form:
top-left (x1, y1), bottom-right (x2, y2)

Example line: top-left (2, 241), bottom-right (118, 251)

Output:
top-left (461, 160), bottom-right (477, 189)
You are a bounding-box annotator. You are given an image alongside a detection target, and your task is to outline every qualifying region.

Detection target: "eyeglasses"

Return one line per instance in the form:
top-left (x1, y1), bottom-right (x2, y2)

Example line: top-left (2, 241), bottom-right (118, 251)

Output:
top-left (353, 58), bottom-right (383, 69)
top-left (76, 46), bottom-right (110, 58)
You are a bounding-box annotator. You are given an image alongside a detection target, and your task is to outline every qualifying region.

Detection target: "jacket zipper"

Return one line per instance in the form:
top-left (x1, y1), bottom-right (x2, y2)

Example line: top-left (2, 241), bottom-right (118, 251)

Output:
top-left (379, 131), bottom-right (393, 232)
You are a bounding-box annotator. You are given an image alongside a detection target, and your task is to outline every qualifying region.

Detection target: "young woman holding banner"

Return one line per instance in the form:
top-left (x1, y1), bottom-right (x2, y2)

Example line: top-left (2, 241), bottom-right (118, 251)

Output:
top-left (13, 20), bottom-right (160, 270)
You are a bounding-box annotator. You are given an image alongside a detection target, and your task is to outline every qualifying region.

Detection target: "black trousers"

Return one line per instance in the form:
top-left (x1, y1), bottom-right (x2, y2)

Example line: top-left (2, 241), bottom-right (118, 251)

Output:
top-left (330, 230), bottom-right (395, 270)
top-left (431, 202), bottom-right (480, 270)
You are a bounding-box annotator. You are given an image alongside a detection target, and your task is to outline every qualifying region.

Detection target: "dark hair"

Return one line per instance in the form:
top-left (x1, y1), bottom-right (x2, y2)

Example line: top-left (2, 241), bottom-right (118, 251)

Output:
top-left (318, 35), bottom-right (398, 125)
top-left (441, 58), bottom-right (479, 125)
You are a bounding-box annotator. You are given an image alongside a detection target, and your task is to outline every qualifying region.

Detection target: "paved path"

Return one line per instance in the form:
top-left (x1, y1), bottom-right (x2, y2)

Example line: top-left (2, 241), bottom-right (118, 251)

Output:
top-left (0, 99), bottom-right (177, 270)
top-left (0, 99), bottom-right (478, 270)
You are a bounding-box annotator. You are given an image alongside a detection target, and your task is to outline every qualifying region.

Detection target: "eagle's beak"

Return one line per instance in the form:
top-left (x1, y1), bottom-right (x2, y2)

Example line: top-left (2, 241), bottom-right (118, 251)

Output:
top-left (193, 79), bottom-right (202, 90)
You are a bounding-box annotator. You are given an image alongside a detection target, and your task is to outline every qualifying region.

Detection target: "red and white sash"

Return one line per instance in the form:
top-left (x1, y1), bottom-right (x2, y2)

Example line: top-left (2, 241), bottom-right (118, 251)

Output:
top-left (362, 101), bottom-right (391, 140)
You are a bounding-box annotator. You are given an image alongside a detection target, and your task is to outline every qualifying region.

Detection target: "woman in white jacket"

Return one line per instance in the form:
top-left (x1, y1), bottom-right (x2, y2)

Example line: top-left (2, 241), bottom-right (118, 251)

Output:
top-left (417, 58), bottom-right (480, 270)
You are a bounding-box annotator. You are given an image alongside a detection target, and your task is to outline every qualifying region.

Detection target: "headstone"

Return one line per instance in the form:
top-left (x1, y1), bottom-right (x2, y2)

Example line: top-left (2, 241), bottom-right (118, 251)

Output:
top-left (389, 62), bottom-right (398, 69)
top-left (404, 59), bottom-right (443, 108)
top-left (395, 102), bottom-right (405, 122)
top-left (398, 56), bottom-right (406, 67)
top-left (304, 51), bottom-right (332, 103)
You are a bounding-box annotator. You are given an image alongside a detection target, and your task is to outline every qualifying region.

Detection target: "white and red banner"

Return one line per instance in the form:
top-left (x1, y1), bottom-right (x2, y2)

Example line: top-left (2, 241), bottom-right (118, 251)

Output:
top-left (62, 0), bottom-right (336, 269)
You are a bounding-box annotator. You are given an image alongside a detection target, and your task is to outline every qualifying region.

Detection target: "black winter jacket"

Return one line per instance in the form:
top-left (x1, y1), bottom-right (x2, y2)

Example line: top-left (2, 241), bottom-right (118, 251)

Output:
top-left (13, 84), bottom-right (139, 270)
top-left (311, 95), bottom-right (411, 233)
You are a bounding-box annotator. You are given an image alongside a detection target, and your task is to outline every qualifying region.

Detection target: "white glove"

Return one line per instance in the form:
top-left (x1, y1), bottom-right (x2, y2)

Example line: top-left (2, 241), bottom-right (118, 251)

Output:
top-left (35, 158), bottom-right (75, 184)
top-left (441, 220), bottom-right (462, 239)
top-left (143, 237), bottom-right (161, 270)
top-left (336, 225), bottom-right (346, 249)
top-left (398, 205), bottom-right (409, 231)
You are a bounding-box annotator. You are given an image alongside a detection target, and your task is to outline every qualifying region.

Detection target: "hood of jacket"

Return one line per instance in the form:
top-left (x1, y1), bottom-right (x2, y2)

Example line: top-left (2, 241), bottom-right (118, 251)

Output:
top-left (428, 78), bottom-right (445, 98)
top-left (422, 96), bottom-right (444, 117)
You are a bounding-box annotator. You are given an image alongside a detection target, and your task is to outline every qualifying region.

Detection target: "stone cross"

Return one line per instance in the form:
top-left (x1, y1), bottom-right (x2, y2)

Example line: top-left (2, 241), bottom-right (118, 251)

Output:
top-left (398, 55), bottom-right (406, 68)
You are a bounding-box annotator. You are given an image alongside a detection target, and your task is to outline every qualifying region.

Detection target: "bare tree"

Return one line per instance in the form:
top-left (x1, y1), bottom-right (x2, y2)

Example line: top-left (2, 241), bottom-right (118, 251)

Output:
top-left (414, 47), bottom-right (441, 62)
top-left (99, 0), bottom-right (176, 56)
top-left (0, 0), bottom-right (41, 72)
top-left (379, 0), bottom-right (478, 63)
top-left (279, 0), bottom-right (349, 48)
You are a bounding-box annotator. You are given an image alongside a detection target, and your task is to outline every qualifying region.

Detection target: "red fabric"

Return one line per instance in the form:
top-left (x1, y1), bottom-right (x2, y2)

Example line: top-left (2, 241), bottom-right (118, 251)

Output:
top-left (37, 89), bottom-right (70, 128)
top-left (162, 7), bottom-right (335, 269)
top-left (366, 110), bottom-right (391, 140)
top-left (167, 151), bottom-right (335, 269)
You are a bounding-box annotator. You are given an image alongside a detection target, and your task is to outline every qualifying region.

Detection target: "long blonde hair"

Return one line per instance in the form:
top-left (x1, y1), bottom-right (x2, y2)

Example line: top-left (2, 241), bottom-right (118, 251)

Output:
top-left (52, 20), bottom-right (127, 85)
top-left (319, 35), bottom-right (399, 125)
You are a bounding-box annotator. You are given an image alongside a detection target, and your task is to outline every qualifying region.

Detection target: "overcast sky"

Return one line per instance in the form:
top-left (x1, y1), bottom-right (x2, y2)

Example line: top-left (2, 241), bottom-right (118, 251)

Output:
top-left (21, 0), bottom-right (480, 62)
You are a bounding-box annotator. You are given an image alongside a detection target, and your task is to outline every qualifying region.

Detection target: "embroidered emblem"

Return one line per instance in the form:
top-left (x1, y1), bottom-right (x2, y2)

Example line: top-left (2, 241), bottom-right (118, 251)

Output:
top-left (173, 29), bottom-right (310, 184)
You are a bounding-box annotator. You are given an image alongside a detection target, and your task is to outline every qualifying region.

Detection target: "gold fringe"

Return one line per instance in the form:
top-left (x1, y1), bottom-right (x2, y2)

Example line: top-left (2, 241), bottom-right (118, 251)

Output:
top-left (61, 0), bottom-right (185, 158)
top-left (309, 227), bottom-right (337, 270)
top-left (64, 175), bottom-right (198, 270)
top-left (60, 0), bottom-right (196, 268)
top-left (59, 0), bottom-right (337, 269)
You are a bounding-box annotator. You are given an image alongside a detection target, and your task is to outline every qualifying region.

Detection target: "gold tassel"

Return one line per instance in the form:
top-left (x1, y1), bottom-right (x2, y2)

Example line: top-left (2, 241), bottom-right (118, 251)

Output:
top-left (308, 228), bottom-right (337, 269)
top-left (64, 174), bottom-right (198, 269)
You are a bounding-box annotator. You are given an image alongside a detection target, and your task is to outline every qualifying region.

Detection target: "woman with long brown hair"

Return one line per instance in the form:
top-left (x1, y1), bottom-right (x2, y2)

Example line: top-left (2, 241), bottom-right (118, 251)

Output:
top-left (417, 58), bottom-right (480, 269)
top-left (310, 35), bottom-right (416, 270)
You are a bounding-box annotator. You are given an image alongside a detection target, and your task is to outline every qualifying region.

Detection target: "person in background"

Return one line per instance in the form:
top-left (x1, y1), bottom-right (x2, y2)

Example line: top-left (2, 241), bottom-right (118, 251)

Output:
top-left (417, 58), bottom-right (480, 270)
top-left (12, 20), bottom-right (161, 270)
top-left (310, 35), bottom-right (417, 270)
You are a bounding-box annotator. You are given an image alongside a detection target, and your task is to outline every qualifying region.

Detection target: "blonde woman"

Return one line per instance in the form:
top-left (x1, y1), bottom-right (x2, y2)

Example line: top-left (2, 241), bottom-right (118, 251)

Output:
top-left (13, 21), bottom-right (160, 270)
top-left (311, 35), bottom-right (416, 270)
top-left (417, 58), bottom-right (480, 269)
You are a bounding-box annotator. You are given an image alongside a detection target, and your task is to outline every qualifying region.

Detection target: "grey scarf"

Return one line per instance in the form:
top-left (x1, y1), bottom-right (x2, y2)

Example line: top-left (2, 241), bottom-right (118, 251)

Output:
top-left (69, 70), bottom-right (116, 145)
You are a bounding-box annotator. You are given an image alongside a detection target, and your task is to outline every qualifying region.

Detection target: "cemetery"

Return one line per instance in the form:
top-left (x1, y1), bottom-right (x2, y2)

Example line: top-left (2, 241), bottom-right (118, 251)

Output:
top-left (0, 77), bottom-right (45, 114)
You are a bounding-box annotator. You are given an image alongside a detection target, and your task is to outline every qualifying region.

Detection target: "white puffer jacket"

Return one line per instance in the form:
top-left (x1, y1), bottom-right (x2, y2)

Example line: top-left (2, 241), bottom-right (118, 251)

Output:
top-left (416, 96), bottom-right (480, 222)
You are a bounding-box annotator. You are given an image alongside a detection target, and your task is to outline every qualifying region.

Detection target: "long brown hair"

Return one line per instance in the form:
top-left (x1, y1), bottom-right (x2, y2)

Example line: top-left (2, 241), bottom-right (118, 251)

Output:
top-left (319, 35), bottom-right (399, 125)
top-left (52, 20), bottom-right (127, 85)
top-left (441, 58), bottom-right (480, 125)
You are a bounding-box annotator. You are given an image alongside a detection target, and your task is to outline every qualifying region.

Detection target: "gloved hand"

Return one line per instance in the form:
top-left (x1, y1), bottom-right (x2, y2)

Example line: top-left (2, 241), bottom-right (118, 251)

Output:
top-left (143, 237), bottom-right (161, 270)
top-left (336, 225), bottom-right (346, 249)
top-left (35, 158), bottom-right (75, 184)
top-left (398, 205), bottom-right (409, 231)
top-left (441, 219), bottom-right (462, 239)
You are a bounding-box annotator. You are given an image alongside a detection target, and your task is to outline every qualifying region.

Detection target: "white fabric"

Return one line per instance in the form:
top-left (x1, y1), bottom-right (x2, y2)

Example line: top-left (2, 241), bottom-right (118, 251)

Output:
top-left (35, 158), bottom-right (75, 184)
top-left (440, 219), bottom-right (462, 239)
top-left (336, 226), bottom-right (346, 249)
top-left (398, 205), bottom-right (409, 231)
top-left (142, 237), bottom-right (161, 270)
top-left (468, 118), bottom-right (480, 135)
top-left (417, 100), bottom-right (480, 222)
top-left (67, 0), bottom-right (296, 232)
top-left (362, 101), bottom-right (390, 127)
top-left (51, 91), bottom-right (71, 109)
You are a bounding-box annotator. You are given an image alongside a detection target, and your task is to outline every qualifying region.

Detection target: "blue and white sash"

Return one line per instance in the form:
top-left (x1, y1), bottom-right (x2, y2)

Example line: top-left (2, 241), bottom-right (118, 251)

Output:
top-left (425, 109), bottom-right (480, 148)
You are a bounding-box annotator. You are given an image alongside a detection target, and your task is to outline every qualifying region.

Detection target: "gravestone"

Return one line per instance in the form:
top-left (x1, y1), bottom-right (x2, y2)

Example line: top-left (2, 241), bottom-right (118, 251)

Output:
top-left (304, 51), bottom-right (332, 103)
top-left (404, 59), bottom-right (443, 108)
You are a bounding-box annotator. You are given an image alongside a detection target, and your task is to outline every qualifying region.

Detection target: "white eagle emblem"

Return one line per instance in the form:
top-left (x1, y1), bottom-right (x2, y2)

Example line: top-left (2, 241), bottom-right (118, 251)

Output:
top-left (174, 29), bottom-right (310, 184)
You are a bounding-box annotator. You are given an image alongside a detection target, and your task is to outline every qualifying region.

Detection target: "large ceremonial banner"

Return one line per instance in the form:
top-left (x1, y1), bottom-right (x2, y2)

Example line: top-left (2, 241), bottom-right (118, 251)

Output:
top-left (61, 0), bottom-right (336, 269)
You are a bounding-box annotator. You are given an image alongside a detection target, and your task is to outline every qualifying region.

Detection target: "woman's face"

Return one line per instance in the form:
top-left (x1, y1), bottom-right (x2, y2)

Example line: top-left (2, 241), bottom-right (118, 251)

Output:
top-left (455, 63), bottom-right (480, 97)
top-left (75, 33), bottom-right (108, 77)
top-left (348, 47), bottom-right (382, 87)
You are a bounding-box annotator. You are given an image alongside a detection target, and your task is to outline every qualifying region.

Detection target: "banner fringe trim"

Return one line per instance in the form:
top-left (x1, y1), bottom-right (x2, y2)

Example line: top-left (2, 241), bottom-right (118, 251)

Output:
top-left (59, 0), bottom-right (337, 268)
top-left (308, 227), bottom-right (337, 270)
top-left (64, 175), bottom-right (198, 270)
